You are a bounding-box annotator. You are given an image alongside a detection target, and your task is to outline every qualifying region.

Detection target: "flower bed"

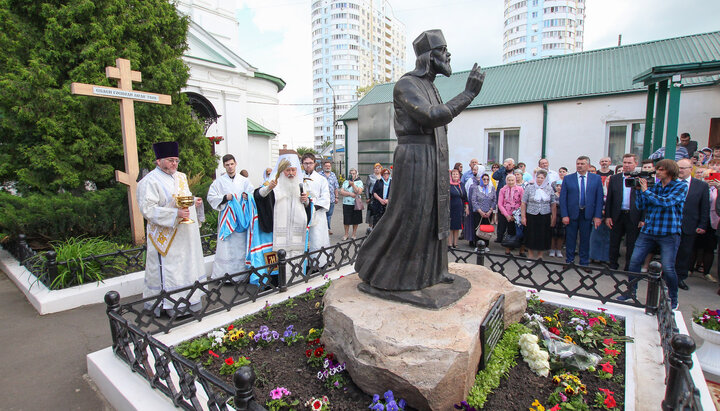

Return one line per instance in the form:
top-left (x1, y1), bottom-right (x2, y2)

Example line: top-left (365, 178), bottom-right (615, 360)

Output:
top-left (176, 282), bottom-right (389, 409)
top-left (176, 283), bottom-right (631, 410)
top-left (470, 292), bottom-right (629, 411)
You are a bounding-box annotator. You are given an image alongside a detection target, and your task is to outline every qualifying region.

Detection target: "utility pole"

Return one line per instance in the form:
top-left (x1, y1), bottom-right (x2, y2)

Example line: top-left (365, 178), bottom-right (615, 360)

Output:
top-left (326, 80), bottom-right (337, 169)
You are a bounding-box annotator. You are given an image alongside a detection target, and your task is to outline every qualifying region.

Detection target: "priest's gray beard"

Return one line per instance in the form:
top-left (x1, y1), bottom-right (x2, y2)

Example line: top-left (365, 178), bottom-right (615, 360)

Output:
top-left (275, 173), bottom-right (301, 202)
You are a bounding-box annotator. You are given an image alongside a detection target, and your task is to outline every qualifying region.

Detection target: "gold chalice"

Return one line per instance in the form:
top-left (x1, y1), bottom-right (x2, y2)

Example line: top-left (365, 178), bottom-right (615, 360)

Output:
top-left (175, 195), bottom-right (195, 224)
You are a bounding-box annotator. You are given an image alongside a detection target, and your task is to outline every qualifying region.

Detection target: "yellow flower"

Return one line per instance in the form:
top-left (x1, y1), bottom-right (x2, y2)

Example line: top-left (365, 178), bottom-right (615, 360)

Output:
top-left (552, 376), bottom-right (561, 384)
top-left (309, 328), bottom-right (316, 335)
top-left (248, 331), bottom-right (255, 338)
top-left (565, 386), bottom-right (575, 395)
top-left (544, 316), bottom-right (552, 322)
top-left (598, 316), bottom-right (607, 325)
top-left (315, 302), bottom-right (321, 308)
top-left (530, 399), bottom-right (545, 411)
top-left (564, 335), bottom-right (574, 344)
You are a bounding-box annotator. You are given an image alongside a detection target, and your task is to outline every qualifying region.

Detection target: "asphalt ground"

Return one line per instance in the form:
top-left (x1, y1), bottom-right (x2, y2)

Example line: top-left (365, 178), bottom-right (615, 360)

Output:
top-left (1, 209), bottom-right (719, 409)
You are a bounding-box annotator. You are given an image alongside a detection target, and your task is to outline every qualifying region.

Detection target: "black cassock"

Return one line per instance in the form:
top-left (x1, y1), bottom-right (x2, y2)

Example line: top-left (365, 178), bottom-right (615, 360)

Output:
top-left (355, 73), bottom-right (476, 291)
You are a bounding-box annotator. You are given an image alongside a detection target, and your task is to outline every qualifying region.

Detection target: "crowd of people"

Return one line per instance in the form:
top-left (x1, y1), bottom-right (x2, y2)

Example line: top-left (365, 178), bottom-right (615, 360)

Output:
top-left (136, 132), bottom-right (720, 316)
top-left (448, 133), bottom-right (720, 309)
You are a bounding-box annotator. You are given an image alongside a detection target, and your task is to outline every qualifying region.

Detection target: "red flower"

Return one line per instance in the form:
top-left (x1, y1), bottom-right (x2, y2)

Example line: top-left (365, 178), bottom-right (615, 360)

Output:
top-left (609, 314), bottom-right (617, 322)
top-left (550, 405), bottom-right (561, 411)
top-left (600, 362), bottom-right (614, 375)
top-left (208, 350), bottom-right (219, 358)
top-left (549, 327), bottom-right (561, 335)
top-left (598, 388), bottom-right (614, 396)
top-left (326, 353), bottom-right (335, 362)
top-left (227, 325), bottom-right (234, 331)
top-left (225, 358), bottom-right (235, 366)
top-left (310, 399), bottom-right (322, 409)
top-left (598, 307), bottom-right (607, 312)
top-left (314, 347), bottom-right (324, 357)
top-left (305, 349), bottom-right (312, 357)
top-left (588, 317), bottom-right (600, 327)
top-left (603, 338), bottom-right (616, 346)
top-left (604, 394), bottom-right (617, 408)
top-left (604, 348), bottom-right (620, 356)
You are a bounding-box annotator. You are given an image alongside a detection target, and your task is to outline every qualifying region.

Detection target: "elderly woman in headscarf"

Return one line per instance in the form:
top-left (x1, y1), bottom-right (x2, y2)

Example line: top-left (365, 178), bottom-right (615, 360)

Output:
top-left (468, 173), bottom-right (496, 251)
top-left (520, 168), bottom-right (557, 260)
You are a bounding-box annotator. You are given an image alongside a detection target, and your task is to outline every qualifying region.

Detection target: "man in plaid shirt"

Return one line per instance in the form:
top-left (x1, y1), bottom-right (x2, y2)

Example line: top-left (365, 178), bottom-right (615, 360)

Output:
top-left (619, 159), bottom-right (687, 309)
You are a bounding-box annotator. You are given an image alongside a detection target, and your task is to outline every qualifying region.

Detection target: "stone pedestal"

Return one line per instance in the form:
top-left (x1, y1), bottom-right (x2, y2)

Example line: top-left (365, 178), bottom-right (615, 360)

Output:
top-left (322, 263), bottom-right (526, 411)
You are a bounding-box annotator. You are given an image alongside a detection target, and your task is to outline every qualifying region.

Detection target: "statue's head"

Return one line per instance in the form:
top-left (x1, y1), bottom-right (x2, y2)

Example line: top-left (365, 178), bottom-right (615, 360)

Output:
top-left (410, 29), bottom-right (451, 78)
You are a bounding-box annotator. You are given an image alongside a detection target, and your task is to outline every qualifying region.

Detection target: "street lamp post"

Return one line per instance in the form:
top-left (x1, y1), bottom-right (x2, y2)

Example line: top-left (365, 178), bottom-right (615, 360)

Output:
top-left (325, 80), bottom-right (337, 169)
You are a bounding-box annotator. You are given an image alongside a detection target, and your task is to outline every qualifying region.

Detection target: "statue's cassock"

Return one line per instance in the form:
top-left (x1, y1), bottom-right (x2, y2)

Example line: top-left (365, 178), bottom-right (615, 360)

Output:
top-left (355, 29), bottom-right (484, 291)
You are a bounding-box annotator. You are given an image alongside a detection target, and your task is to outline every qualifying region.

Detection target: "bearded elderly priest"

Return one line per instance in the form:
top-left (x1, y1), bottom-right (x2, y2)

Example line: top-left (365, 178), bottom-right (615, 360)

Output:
top-left (137, 141), bottom-right (205, 317)
top-left (300, 153), bottom-right (331, 268)
top-left (207, 154), bottom-right (254, 281)
top-left (255, 151), bottom-right (312, 259)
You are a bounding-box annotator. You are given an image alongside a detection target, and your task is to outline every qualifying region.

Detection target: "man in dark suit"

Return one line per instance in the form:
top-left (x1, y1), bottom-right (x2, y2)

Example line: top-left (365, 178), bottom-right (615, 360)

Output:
top-left (675, 158), bottom-right (710, 290)
top-left (604, 153), bottom-right (642, 270)
top-left (560, 156), bottom-right (604, 267)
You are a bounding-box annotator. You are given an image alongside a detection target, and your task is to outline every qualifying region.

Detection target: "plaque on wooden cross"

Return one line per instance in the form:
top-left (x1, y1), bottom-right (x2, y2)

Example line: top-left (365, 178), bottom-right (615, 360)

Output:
top-left (71, 58), bottom-right (172, 245)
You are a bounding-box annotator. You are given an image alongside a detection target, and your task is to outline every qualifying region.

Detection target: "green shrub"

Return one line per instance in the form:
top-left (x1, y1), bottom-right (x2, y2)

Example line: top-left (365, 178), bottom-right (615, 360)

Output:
top-left (0, 186), bottom-right (130, 242)
top-left (46, 236), bottom-right (125, 289)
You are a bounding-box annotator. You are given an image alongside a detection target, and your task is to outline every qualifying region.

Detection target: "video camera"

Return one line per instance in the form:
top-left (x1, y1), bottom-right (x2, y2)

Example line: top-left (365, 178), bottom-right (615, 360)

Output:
top-left (624, 171), bottom-right (656, 189)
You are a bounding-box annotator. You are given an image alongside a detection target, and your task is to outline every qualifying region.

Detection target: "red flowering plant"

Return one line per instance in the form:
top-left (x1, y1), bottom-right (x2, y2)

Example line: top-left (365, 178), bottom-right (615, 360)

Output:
top-left (593, 387), bottom-right (621, 410)
top-left (693, 308), bottom-right (720, 331)
top-left (219, 355), bottom-right (251, 376)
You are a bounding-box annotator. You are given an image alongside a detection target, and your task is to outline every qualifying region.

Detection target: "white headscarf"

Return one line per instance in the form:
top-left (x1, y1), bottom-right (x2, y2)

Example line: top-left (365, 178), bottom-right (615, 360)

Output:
top-left (533, 170), bottom-right (551, 202)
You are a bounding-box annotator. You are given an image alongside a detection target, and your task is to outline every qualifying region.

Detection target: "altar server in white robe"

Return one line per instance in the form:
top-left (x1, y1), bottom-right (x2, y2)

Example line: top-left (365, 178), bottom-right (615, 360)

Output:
top-left (256, 151), bottom-right (311, 259)
top-left (137, 141), bottom-right (205, 317)
top-left (207, 154), bottom-right (254, 281)
top-left (300, 153), bottom-right (331, 268)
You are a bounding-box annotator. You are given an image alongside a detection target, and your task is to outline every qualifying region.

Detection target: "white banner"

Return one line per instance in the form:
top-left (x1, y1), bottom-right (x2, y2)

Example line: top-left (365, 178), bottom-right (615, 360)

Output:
top-left (92, 87), bottom-right (160, 102)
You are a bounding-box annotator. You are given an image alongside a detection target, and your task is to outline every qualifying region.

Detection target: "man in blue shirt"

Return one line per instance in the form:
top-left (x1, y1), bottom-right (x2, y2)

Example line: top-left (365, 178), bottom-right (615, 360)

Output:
top-left (619, 159), bottom-right (687, 309)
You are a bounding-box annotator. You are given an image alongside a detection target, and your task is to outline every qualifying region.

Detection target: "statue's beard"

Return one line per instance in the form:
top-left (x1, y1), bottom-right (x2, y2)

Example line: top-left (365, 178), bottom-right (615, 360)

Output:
top-left (432, 58), bottom-right (452, 77)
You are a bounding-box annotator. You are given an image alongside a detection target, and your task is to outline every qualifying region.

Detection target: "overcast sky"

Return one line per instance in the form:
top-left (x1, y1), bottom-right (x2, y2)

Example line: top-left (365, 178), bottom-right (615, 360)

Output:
top-left (234, 0), bottom-right (720, 149)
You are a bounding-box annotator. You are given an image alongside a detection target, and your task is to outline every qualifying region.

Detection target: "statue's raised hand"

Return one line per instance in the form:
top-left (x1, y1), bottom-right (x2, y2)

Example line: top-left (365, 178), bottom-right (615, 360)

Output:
top-left (465, 63), bottom-right (485, 97)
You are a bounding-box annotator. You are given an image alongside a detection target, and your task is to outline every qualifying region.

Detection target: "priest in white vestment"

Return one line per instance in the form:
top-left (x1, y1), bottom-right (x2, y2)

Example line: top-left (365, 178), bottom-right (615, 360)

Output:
top-left (137, 141), bottom-right (206, 317)
top-left (207, 154), bottom-right (254, 281)
top-left (256, 152), bottom-right (311, 259)
top-left (300, 153), bottom-right (330, 268)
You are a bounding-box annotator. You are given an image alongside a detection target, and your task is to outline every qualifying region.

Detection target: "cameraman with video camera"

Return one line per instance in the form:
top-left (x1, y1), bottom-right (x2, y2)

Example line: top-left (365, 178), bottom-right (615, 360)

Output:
top-left (618, 159), bottom-right (687, 309)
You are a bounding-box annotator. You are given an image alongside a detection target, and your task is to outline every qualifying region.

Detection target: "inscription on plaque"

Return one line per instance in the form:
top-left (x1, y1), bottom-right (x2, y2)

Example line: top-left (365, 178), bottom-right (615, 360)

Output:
top-left (479, 294), bottom-right (505, 370)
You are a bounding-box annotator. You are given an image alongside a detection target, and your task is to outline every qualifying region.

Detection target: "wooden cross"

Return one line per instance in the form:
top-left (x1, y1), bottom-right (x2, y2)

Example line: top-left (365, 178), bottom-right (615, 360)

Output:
top-left (71, 58), bottom-right (172, 245)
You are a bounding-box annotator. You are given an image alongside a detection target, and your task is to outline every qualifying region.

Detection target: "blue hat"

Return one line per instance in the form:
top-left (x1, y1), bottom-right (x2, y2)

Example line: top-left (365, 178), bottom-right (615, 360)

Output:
top-left (153, 141), bottom-right (179, 159)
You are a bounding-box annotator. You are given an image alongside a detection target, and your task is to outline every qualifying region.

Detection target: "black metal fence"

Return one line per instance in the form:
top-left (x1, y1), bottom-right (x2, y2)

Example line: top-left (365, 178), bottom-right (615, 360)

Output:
top-left (7, 233), bottom-right (216, 290)
top-left (102, 244), bottom-right (703, 410)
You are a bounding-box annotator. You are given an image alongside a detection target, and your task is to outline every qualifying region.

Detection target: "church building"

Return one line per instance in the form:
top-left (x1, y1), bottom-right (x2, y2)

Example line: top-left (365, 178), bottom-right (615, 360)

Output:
top-left (177, 0), bottom-right (284, 186)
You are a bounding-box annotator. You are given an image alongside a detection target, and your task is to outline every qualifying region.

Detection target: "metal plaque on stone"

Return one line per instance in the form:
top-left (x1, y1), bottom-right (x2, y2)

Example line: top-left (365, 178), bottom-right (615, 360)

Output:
top-left (479, 294), bottom-right (505, 370)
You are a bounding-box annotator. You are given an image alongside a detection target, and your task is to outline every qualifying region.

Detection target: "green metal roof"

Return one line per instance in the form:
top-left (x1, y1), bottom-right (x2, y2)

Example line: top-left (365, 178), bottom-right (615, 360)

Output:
top-left (247, 118), bottom-right (276, 137)
top-left (633, 60), bottom-right (720, 85)
top-left (254, 72), bottom-right (286, 92)
top-left (340, 31), bottom-right (720, 121)
top-left (185, 32), bottom-right (235, 68)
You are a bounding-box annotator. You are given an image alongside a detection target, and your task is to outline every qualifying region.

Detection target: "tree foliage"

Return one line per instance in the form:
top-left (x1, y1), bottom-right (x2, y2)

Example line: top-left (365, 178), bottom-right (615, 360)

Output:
top-left (295, 146), bottom-right (318, 156)
top-left (0, 0), bottom-right (217, 194)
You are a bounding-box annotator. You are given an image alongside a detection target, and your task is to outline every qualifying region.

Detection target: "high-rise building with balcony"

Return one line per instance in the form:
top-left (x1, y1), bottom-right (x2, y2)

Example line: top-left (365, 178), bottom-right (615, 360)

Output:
top-left (311, 0), bottom-right (406, 151)
top-left (502, 0), bottom-right (586, 64)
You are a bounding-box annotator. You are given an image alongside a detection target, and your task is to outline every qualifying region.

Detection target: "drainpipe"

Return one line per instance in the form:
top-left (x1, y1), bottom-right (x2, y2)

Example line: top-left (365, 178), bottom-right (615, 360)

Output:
top-left (344, 123), bottom-right (349, 177)
top-left (541, 102), bottom-right (548, 159)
